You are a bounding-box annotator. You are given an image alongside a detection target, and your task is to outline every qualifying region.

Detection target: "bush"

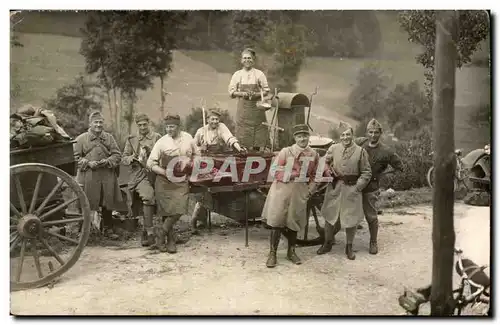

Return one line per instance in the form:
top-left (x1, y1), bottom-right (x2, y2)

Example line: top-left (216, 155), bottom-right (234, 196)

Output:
top-left (380, 125), bottom-right (433, 190)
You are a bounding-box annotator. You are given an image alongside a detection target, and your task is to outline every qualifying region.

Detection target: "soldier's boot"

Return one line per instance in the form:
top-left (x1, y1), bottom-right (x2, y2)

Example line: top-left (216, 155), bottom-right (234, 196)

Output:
top-left (164, 215), bottom-right (181, 254)
top-left (283, 229), bottom-right (302, 265)
top-left (368, 219), bottom-right (379, 255)
top-left (266, 228), bottom-right (281, 268)
top-left (154, 226), bottom-right (167, 253)
top-left (345, 226), bottom-right (356, 260)
top-left (317, 220), bottom-right (339, 255)
top-left (101, 208), bottom-right (118, 239)
top-left (141, 204), bottom-right (156, 247)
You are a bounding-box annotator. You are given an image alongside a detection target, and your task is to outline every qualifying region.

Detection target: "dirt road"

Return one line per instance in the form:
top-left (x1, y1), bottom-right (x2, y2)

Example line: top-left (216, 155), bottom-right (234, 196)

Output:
top-left (10, 202), bottom-right (490, 315)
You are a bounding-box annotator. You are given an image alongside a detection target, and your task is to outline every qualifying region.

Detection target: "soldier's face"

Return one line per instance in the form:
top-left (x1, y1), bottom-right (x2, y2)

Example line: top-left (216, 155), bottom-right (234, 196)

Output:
top-left (340, 129), bottom-right (353, 147)
top-left (208, 115), bottom-right (220, 129)
top-left (165, 124), bottom-right (179, 137)
top-left (241, 53), bottom-right (254, 69)
top-left (137, 120), bottom-right (150, 135)
top-left (90, 119), bottom-right (104, 133)
top-left (294, 133), bottom-right (310, 148)
top-left (367, 129), bottom-right (381, 144)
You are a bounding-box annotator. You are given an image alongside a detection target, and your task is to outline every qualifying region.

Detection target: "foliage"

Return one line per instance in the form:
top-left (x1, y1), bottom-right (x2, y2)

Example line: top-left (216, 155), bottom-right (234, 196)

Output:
top-left (264, 12), bottom-right (317, 93)
top-left (468, 104), bottom-right (491, 130)
top-left (384, 80), bottom-right (430, 140)
top-left (229, 11), bottom-right (272, 70)
top-left (398, 10), bottom-right (489, 70)
top-left (347, 63), bottom-right (390, 122)
top-left (43, 75), bottom-right (103, 137)
top-left (380, 125), bottom-right (433, 190)
top-left (79, 11), bottom-right (187, 138)
top-left (183, 107), bottom-right (236, 138)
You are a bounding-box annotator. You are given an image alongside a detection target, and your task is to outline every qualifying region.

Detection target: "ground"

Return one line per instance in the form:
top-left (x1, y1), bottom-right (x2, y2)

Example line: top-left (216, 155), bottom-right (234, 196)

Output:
top-left (10, 202), bottom-right (490, 316)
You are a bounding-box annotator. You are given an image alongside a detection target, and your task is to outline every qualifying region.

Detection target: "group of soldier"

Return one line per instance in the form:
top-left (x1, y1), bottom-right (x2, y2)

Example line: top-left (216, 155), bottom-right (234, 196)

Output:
top-left (72, 46), bottom-right (402, 267)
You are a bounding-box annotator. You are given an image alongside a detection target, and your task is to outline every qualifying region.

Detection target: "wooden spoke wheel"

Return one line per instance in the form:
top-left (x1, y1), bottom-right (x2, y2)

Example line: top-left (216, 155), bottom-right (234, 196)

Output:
top-left (10, 163), bottom-right (91, 291)
top-left (297, 184), bottom-right (326, 246)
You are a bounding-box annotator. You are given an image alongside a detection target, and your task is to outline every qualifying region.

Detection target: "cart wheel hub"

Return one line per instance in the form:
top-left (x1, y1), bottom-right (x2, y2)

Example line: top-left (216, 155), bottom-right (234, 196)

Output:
top-left (17, 214), bottom-right (42, 238)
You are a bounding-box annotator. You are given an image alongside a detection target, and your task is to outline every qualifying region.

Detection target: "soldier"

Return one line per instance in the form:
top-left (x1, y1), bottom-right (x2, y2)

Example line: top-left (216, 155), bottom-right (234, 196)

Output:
top-left (317, 122), bottom-right (372, 260)
top-left (262, 124), bottom-right (320, 268)
top-left (74, 111), bottom-right (123, 237)
top-left (122, 113), bottom-right (162, 247)
top-left (354, 118), bottom-right (403, 254)
top-left (147, 114), bottom-right (199, 253)
top-left (191, 108), bottom-right (246, 232)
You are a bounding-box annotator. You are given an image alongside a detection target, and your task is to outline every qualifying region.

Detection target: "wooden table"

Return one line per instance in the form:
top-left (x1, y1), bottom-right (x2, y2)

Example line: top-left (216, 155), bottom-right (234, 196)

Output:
top-left (191, 181), bottom-right (263, 247)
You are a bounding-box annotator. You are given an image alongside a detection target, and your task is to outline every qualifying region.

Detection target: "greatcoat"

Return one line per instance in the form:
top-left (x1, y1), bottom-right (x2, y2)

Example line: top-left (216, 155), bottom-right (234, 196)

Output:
top-left (321, 142), bottom-right (372, 229)
top-left (262, 144), bottom-right (320, 232)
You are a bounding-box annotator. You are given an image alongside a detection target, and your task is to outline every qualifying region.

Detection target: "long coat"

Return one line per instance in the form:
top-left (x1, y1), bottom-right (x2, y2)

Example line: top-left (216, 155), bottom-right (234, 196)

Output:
top-left (321, 143), bottom-right (372, 229)
top-left (262, 144), bottom-right (319, 232)
top-left (74, 130), bottom-right (123, 211)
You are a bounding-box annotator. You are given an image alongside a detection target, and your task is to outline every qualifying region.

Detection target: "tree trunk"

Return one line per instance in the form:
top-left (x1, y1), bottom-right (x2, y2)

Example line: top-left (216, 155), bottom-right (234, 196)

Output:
top-left (430, 10), bottom-right (458, 316)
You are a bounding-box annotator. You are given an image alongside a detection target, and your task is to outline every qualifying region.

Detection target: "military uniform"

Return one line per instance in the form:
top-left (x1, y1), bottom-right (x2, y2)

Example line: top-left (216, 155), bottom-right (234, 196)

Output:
top-left (355, 118), bottom-right (402, 254)
top-left (122, 113), bottom-right (162, 246)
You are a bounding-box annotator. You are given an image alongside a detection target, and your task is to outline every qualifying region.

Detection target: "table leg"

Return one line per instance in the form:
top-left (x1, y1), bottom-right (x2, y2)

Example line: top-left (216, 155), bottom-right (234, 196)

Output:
top-left (245, 190), bottom-right (249, 247)
top-left (208, 210), bottom-right (212, 232)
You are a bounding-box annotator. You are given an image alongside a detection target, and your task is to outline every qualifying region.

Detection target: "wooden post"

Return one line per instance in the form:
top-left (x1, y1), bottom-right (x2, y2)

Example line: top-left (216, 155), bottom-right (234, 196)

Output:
top-left (430, 10), bottom-right (458, 316)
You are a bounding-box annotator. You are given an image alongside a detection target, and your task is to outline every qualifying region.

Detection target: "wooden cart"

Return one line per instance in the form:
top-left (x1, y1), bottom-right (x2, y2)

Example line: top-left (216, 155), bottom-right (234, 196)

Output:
top-left (10, 141), bottom-right (92, 291)
top-left (189, 92), bottom-right (333, 247)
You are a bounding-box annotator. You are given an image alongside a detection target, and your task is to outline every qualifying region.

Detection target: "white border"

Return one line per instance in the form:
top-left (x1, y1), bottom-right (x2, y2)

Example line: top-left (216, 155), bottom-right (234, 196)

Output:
top-left (2, 2), bottom-right (498, 323)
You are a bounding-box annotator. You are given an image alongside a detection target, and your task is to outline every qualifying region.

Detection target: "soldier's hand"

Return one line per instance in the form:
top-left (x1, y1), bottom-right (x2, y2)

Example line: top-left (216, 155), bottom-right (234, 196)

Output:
top-left (87, 161), bottom-right (99, 169)
top-left (122, 156), bottom-right (134, 165)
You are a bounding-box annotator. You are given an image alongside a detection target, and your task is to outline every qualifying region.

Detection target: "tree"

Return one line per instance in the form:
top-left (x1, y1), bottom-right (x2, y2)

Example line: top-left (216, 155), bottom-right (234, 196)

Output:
top-left (398, 10), bottom-right (489, 97)
top-left (80, 11), bottom-right (187, 140)
top-left (384, 80), bottom-right (429, 140)
top-left (44, 75), bottom-right (103, 137)
top-left (347, 63), bottom-right (389, 122)
top-left (229, 11), bottom-right (272, 70)
top-left (264, 12), bottom-right (317, 93)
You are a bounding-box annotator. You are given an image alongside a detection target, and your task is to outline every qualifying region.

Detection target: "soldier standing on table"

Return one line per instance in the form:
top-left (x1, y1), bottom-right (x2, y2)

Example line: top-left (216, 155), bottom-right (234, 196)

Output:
top-left (147, 114), bottom-right (199, 253)
top-left (262, 124), bottom-right (320, 268)
top-left (317, 122), bottom-right (372, 260)
top-left (74, 111), bottom-right (123, 237)
top-left (354, 118), bottom-right (403, 254)
top-left (122, 113), bottom-right (162, 247)
top-left (190, 108), bottom-right (246, 232)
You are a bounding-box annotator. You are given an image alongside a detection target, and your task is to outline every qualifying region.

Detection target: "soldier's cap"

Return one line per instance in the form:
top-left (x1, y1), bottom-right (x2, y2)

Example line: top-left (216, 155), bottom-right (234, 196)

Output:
top-left (89, 110), bottom-right (104, 123)
top-left (242, 47), bottom-right (256, 58)
top-left (293, 124), bottom-right (311, 136)
top-left (164, 113), bottom-right (181, 126)
top-left (338, 121), bottom-right (353, 134)
top-left (366, 118), bottom-right (383, 132)
top-left (207, 108), bottom-right (222, 117)
top-left (135, 113), bottom-right (150, 123)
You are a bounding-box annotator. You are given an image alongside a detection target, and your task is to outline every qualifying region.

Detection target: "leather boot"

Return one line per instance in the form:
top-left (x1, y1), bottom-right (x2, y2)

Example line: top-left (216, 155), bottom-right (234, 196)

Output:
top-left (345, 226), bottom-right (356, 260)
top-left (266, 228), bottom-right (281, 268)
top-left (190, 202), bottom-right (207, 234)
top-left (317, 221), bottom-right (336, 255)
top-left (345, 244), bottom-right (356, 260)
top-left (283, 229), bottom-right (302, 265)
top-left (368, 219), bottom-right (379, 255)
top-left (153, 226), bottom-right (167, 252)
top-left (164, 215), bottom-right (181, 254)
top-left (141, 205), bottom-right (155, 247)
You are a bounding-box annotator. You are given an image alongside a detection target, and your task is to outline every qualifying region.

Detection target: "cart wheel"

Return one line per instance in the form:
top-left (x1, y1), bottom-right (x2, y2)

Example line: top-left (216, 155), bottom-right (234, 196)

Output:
top-left (297, 187), bottom-right (326, 246)
top-left (10, 163), bottom-right (91, 291)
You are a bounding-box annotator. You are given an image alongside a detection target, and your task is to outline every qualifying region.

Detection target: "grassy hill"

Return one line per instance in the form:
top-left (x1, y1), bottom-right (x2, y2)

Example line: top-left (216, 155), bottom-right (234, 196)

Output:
top-left (10, 11), bottom-right (491, 153)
